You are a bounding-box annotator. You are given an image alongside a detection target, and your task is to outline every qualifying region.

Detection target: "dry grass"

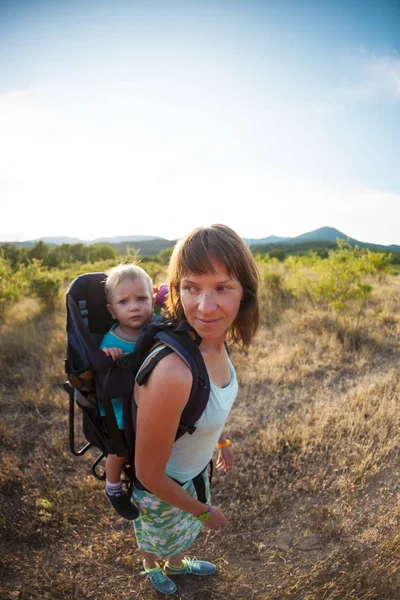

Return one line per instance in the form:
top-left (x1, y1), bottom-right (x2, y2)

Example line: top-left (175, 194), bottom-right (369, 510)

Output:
top-left (1, 274), bottom-right (400, 599)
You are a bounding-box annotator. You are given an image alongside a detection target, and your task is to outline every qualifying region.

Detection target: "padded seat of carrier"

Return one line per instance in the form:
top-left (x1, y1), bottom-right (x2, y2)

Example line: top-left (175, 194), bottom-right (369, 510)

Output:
top-left (66, 272), bottom-right (117, 373)
top-left (68, 272), bottom-right (115, 338)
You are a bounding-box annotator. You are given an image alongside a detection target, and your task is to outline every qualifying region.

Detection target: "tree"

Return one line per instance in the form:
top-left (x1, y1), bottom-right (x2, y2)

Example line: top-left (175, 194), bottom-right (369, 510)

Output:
top-left (158, 247), bottom-right (173, 265)
top-left (268, 248), bottom-right (285, 262)
top-left (28, 241), bottom-right (49, 262)
top-left (0, 243), bottom-right (29, 269)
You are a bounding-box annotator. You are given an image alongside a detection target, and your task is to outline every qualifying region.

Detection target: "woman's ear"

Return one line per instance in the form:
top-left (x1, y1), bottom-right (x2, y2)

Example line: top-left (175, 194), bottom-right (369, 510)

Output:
top-left (239, 290), bottom-right (248, 312)
top-left (106, 303), bottom-right (117, 320)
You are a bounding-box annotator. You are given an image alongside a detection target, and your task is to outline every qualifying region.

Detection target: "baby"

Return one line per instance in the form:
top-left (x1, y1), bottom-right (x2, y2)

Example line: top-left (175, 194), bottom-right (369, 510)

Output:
top-left (100, 264), bottom-right (155, 519)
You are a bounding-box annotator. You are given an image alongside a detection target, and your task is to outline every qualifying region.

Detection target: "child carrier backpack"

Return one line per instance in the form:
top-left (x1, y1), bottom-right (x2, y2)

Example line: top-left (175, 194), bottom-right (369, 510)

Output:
top-left (64, 272), bottom-right (211, 499)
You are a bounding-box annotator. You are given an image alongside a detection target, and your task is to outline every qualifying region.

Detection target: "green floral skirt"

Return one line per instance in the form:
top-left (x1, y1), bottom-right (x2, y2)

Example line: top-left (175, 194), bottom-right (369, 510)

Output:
top-left (132, 472), bottom-right (211, 557)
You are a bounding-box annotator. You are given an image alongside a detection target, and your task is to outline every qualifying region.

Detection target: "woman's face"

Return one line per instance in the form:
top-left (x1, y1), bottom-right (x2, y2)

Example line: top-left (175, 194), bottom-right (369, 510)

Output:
top-left (180, 259), bottom-right (243, 343)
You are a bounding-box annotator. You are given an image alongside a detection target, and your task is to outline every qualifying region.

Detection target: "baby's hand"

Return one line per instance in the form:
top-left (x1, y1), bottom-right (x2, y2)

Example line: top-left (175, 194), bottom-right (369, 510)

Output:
top-left (102, 347), bottom-right (124, 360)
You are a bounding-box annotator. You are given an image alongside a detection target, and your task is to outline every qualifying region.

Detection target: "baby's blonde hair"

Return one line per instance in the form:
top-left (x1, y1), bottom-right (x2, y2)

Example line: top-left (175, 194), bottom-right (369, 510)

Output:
top-left (104, 264), bottom-right (153, 303)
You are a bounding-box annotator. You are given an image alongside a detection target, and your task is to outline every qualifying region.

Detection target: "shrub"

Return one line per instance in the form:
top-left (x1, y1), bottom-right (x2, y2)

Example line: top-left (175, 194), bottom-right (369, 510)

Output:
top-left (268, 248), bottom-right (286, 262)
top-left (0, 259), bottom-right (42, 320)
top-left (288, 241), bottom-right (392, 349)
top-left (259, 264), bottom-right (294, 325)
top-left (0, 243), bottom-right (29, 269)
top-left (0, 258), bottom-right (22, 319)
top-left (30, 273), bottom-right (61, 308)
top-left (158, 247), bottom-right (173, 265)
top-left (142, 261), bottom-right (163, 283)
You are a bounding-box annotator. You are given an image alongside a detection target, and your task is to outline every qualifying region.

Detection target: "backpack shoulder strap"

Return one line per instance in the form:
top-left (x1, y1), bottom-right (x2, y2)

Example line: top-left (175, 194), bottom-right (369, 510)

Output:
top-left (134, 326), bottom-right (210, 440)
top-left (135, 345), bottom-right (173, 386)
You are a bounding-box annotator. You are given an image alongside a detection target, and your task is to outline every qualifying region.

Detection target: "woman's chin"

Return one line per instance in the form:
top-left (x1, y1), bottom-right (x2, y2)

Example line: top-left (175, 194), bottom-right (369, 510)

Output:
top-left (193, 325), bottom-right (228, 343)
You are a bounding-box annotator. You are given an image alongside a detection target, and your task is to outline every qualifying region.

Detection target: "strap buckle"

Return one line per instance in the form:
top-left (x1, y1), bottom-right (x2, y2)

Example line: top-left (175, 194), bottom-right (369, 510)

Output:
top-left (177, 423), bottom-right (196, 436)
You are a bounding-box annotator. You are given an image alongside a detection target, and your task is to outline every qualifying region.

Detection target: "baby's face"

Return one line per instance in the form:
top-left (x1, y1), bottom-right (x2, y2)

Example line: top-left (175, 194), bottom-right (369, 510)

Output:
top-left (107, 277), bottom-right (153, 332)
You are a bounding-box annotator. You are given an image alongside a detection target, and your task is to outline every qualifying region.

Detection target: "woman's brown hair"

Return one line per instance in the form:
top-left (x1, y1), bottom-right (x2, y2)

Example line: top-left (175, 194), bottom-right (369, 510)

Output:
top-left (166, 224), bottom-right (260, 348)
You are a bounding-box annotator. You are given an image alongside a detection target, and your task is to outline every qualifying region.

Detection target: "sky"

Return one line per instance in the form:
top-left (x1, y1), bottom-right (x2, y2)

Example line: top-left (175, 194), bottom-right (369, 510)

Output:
top-left (0, 0), bottom-right (399, 245)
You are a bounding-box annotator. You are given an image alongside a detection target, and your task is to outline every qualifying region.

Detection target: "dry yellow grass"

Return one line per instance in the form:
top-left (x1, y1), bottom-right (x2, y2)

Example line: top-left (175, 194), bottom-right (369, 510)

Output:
top-left (1, 273), bottom-right (400, 599)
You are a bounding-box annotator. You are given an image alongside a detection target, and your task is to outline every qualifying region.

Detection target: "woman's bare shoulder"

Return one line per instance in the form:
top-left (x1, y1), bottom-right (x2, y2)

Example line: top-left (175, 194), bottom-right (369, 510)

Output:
top-left (150, 351), bottom-right (192, 385)
top-left (135, 351), bottom-right (192, 410)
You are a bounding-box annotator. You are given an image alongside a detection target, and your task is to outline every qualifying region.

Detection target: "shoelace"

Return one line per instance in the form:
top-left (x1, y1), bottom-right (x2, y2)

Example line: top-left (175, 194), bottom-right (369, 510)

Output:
top-left (141, 566), bottom-right (167, 583)
top-left (181, 557), bottom-right (199, 574)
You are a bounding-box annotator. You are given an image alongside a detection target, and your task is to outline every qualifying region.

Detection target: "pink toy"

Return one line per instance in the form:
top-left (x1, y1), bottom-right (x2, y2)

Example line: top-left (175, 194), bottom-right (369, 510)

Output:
top-left (155, 283), bottom-right (169, 308)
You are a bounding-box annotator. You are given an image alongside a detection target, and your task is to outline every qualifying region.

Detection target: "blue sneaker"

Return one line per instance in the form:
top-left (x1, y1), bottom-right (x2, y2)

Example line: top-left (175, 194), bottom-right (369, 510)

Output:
top-left (141, 562), bottom-right (177, 594)
top-left (164, 557), bottom-right (217, 576)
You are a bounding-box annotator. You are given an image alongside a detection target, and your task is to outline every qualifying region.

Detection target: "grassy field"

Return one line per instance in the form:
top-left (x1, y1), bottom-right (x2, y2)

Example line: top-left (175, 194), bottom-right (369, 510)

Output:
top-left (1, 264), bottom-right (400, 599)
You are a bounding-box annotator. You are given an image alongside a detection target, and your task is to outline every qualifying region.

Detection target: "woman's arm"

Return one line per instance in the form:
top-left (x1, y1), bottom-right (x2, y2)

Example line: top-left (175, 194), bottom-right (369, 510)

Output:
top-left (217, 432), bottom-right (227, 445)
top-left (134, 352), bottom-right (210, 517)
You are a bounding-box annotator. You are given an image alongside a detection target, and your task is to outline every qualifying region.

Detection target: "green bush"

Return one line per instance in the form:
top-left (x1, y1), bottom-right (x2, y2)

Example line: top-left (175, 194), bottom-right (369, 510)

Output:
top-left (268, 248), bottom-right (286, 262)
top-left (287, 241), bottom-right (393, 349)
top-left (0, 258), bottom-right (21, 319)
top-left (30, 273), bottom-right (61, 308)
top-left (259, 264), bottom-right (294, 325)
top-left (28, 241), bottom-right (49, 262)
top-left (141, 261), bottom-right (163, 283)
top-left (158, 247), bottom-right (173, 265)
top-left (0, 259), bottom-right (43, 320)
top-left (0, 243), bottom-right (29, 268)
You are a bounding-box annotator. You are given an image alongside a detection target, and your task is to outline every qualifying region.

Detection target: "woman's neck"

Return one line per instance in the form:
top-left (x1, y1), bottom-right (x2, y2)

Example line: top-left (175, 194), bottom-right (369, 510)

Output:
top-left (199, 336), bottom-right (226, 354)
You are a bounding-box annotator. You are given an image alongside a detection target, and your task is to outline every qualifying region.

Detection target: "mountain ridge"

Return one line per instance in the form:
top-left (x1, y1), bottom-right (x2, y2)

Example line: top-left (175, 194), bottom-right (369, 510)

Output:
top-left (1, 227), bottom-right (399, 253)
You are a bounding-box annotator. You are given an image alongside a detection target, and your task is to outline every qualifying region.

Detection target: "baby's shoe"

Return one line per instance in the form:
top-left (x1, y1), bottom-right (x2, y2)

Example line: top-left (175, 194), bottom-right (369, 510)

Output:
top-left (105, 489), bottom-right (139, 520)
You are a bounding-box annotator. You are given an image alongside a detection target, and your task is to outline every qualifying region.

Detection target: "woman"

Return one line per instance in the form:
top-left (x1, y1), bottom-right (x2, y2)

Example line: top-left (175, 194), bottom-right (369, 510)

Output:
top-left (132, 224), bottom-right (260, 594)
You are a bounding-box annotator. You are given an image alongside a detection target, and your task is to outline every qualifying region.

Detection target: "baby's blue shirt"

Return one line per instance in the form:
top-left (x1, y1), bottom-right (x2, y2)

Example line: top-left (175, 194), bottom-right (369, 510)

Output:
top-left (99, 324), bottom-right (137, 428)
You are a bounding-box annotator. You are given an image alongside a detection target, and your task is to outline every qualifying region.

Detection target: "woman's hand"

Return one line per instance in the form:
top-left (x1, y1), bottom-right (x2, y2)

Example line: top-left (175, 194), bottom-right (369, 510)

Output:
top-left (201, 505), bottom-right (228, 530)
top-left (216, 446), bottom-right (234, 473)
top-left (102, 347), bottom-right (124, 360)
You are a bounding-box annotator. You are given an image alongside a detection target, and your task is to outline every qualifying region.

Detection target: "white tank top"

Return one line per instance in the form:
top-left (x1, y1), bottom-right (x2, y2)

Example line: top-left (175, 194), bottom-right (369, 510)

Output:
top-left (137, 345), bottom-right (238, 483)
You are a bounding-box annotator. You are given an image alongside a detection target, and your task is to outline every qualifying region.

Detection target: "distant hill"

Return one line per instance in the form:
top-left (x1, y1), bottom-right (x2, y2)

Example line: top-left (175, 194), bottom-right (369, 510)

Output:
top-left (292, 227), bottom-right (400, 252)
top-left (294, 226), bottom-right (348, 243)
top-left (6, 236), bottom-right (84, 247)
top-left (244, 235), bottom-right (292, 245)
top-left (33, 236), bottom-right (84, 245)
top-left (0, 235), bottom-right (165, 252)
top-left (108, 238), bottom-right (176, 256)
top-left (251, 227), bottom-right (400, 254)
top-left (91, 235), bottom-right (163, 244)
top-left (24, 235), bottom-right (161, 246)
top-left (1, 227), bottom-right (399, 255)
top-left (245, 227), bottom-right (351, 248)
